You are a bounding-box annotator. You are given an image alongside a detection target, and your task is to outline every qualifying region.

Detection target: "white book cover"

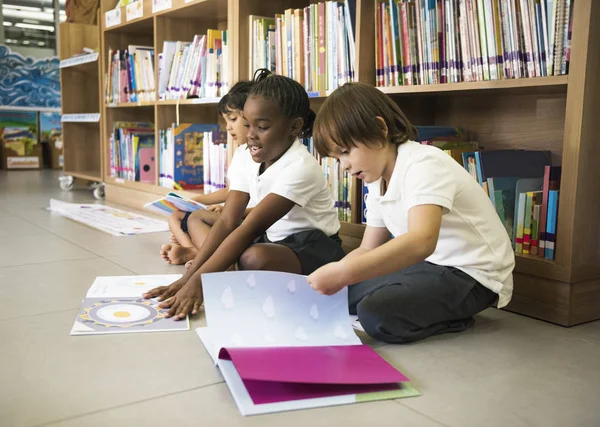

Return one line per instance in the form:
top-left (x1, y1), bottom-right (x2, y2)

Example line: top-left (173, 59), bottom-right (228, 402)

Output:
top-left (71, 275), bottom-right (189, 335)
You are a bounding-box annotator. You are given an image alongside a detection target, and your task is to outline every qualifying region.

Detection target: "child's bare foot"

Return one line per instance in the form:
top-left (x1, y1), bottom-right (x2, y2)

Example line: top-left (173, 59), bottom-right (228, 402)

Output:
top-left (170, 234), bottom-right (178, 244)
top-left (167, 245), bottom-right (198, 265)
top-left (160, 244), bottom-right (173, 263)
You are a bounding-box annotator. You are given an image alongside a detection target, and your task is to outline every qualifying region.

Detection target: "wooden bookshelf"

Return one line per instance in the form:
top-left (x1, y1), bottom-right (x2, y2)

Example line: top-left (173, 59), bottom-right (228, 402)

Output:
top-left (59, 22), bottom-right (104, 186)
top-left (89, 0), bottom-right (600, 327)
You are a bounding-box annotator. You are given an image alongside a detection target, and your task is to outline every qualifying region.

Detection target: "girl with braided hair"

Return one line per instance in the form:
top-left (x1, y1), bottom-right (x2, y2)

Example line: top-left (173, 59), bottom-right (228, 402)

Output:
top-left (144, 69), bottom-right (345, 319)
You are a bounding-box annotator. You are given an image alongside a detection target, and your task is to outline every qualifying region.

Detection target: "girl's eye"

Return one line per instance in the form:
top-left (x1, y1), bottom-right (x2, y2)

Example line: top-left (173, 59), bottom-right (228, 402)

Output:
top-left (340, 149), bottom-right (348, 155)
top-left (230, 117), bottom-right (237, 122)
top-left (243, 123), bottom-right (250, 128)
top-left (258, 127), bottom-right (269, 132)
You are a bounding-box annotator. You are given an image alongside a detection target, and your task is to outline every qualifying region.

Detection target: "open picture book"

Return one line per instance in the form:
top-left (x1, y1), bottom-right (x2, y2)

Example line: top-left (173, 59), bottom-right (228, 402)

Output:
top-left (196, 271), bottom-right (419, 415)
top-left (143, 192), bottom-right (207, 217)
top-left (70, 274), bottom-right (190, 335)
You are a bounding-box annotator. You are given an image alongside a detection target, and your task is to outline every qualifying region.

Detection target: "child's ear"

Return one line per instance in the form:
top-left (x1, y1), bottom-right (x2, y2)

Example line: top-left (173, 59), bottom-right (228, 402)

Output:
top-left (375, 116), bottom-right (389, 138)
top-left (289, 117), bottom-right (304, 137)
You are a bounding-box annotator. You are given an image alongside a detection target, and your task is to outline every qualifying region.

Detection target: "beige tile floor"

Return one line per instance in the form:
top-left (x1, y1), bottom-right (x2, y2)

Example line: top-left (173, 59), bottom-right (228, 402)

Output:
top-left (1, 170), bottom-right (599, 427)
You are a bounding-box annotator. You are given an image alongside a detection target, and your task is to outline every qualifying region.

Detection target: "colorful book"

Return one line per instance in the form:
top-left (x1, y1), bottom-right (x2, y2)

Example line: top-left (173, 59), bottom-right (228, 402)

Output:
top-left (512, 178), bottom-right (543, 248)
top-left (523, 191), bottom-right (542, 254)
top-left (531, 204), bottom-right (541, 256)
top-left (545, 190), bottom-right (559, 260)
top-left (196, 271), bottom-right (419, 415)
top-left (70, 274), bottom-right (189, 335)
top-left (539, 165), bottom-right (561, 257)
top-left (143, 192), bottom-right (207, 217)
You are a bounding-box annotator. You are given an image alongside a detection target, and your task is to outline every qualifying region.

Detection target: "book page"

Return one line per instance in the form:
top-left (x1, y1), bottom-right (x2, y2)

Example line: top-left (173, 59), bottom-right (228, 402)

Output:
top-left (197, 271), bottom-right (360, 361)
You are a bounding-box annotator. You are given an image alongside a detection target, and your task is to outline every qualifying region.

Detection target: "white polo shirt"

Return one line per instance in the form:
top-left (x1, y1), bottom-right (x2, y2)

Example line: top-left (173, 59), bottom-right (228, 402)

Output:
top-left (228, 139), bottom-right (340, 242)
top-left (365, 141), bottom-right (515, 308)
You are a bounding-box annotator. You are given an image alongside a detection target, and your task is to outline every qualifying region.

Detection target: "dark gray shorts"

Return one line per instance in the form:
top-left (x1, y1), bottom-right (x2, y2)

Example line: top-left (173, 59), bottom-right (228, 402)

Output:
top-left (348, 261), bottom-right (499, 343)
top-left (252, 229), bottom-right (346, 275)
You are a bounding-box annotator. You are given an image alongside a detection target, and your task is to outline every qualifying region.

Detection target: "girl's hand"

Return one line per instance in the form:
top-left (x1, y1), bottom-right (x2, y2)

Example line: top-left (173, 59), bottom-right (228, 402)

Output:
top-left (159, 281), bottom-right (204, 320)
top-left (206, 204), bottom-right (224, 213)
top-left (143, 278), bottom-right (186, 301)
top-left (307, 261), bottom-right (350, 296)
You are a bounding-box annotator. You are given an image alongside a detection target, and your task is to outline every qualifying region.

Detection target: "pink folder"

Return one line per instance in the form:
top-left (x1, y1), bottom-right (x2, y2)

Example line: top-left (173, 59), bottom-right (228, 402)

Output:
top-left (218, 345), bottom-right (410, 404)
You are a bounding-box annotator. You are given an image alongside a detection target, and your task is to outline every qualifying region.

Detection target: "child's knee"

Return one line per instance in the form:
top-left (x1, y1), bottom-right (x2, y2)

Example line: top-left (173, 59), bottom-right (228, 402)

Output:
top-left (237, 246), bottom-right (267, 271)
top-left (356, 292), bottom-right (414, 344)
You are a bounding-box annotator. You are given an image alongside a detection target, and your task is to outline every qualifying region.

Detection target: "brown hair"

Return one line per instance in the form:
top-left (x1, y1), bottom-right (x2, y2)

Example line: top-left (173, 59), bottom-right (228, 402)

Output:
top-left (313, 82), bottom-right (417, 156)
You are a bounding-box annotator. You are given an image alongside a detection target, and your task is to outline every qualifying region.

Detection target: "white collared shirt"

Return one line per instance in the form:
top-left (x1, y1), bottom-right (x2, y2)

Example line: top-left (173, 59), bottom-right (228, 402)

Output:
top-left (228, 139), bottom-right (340, 242)
top-left (366, 141), bottom-right (515, 308)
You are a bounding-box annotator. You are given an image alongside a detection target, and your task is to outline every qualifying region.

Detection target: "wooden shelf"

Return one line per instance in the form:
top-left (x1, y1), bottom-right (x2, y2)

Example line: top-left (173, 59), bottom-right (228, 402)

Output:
top-left (378, 75), bottom-right (569, 96)
top-left (59, 53), bottom-right (99, 75)
top-left (64, 171), bottom-right (103, 182)
top-left (106, 102), bottom-right (156, 108)
top-left (157, 97), bottom-right (223, 106)
top-left (62, 113), bottom-right (101, 123)
top-left (89, 0), bottom-right (600, 327)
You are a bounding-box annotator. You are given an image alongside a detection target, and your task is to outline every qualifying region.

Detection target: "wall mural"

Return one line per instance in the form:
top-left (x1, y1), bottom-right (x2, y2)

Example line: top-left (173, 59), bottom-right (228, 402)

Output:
top-left (0, 45), bottom-right (60, 108)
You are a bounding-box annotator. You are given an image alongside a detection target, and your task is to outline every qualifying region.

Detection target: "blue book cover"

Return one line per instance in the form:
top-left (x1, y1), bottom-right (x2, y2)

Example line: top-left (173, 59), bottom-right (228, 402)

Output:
top-left (544, 190), bottom-right (559, 260)
top-left (173, 123), bottom-right (220, 189)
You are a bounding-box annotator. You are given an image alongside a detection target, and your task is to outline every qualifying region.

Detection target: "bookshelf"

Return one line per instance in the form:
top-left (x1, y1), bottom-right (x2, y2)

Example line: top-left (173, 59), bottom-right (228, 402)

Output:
top-left (92, 0), bottom-right (600, 327)
top-left (58, 22), bottom-right (104, 197)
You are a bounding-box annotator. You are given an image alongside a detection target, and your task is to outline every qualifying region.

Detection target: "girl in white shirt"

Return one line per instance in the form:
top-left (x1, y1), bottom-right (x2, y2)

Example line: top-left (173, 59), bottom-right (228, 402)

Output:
top-left (145, 69), bottom-right (345, 319)
top-left (307, 82), bottom-right (515, 343)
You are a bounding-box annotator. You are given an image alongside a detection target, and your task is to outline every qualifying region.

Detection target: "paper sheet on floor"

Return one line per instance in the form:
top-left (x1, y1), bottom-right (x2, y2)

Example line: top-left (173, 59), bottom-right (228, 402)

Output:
top-left (49, 199), bottom-right (169, 236)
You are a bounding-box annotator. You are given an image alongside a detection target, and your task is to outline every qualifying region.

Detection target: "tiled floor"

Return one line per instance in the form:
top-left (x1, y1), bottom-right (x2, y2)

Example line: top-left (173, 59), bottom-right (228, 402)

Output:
top-left (1, 170), bottom-right (599, 427)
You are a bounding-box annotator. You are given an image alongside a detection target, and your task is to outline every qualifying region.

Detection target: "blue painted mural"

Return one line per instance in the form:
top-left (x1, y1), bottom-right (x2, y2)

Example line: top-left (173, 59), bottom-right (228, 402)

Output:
top-left (0, 45), bottom-right (60, 108)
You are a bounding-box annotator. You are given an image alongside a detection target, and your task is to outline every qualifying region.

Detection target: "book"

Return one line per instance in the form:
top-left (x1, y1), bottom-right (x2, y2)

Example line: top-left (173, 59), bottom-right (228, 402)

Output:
top-left (143, 192), bottom-right (207, 216)
top-left (70, 274), bottom-right (189, 335)
top-left (539, 165), bottom-right (562, 257)
top-left (196, 270), bottom-right (419, 415)
top-left (512, 178), bottom-right (543, 248)
top-left (545, 189), bottom-right (559, 260)
top-left (158, 123), bottom-right (221, 190)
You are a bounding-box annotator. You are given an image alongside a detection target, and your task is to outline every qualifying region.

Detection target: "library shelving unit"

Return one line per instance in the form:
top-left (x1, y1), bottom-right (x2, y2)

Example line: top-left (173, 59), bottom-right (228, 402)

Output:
top-left (97, 0), bottom-right (600, 327)
top-left (58, 22), bottom-right (105, 198)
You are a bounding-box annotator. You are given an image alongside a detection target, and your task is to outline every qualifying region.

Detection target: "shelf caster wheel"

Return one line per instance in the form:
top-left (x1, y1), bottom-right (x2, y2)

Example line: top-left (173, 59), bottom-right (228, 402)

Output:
top-left (93, 185), bottom-right (105, 200)
top-left (59, 175), bottom-right (75, 191)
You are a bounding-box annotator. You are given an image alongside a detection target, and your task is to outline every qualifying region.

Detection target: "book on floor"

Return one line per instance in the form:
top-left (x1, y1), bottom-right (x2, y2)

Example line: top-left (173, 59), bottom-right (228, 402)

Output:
top-left (195, 270), bottom-right (419, 416)
top-left (70, 274), bottom-right (189, 335)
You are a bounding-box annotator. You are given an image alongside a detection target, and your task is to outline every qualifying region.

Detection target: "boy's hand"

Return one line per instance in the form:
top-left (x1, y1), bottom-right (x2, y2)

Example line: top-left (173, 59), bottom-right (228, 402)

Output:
top-left (206, 204), bottom-right (224, 213)
top-left (143, 278), bottom-right (186, 301)
top-left (307, 261), bottom-right (350, 296)
top-left (159, 281), bottom-right (204, 320)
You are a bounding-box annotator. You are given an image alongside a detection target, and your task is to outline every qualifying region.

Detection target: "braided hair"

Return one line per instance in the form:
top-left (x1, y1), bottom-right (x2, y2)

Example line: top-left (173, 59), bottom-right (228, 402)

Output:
top-left (249, 68), bottom-right (316, 138)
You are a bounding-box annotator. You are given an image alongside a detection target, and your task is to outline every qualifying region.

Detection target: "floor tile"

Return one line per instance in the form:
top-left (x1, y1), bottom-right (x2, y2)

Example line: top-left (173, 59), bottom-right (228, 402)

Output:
top-left (37, 383), bottom-right (442, 427)
top-left (0, 233), bottom-right (97, 268)
top-left (0, 311), bottom-right (220, 427)
top-left (0, 258), bottom-right (134, 320)
top-left (0, 215), bottom-right (49, 238)
top-left (377, 314), bottom-right (600, 427)
top-left (104, 252), bottom-right (186, 275)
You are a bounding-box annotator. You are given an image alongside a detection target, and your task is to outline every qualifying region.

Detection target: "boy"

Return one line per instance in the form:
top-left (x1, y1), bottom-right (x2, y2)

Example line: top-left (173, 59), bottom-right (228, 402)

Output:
top-left (307, 82), bottom-right (515, 343)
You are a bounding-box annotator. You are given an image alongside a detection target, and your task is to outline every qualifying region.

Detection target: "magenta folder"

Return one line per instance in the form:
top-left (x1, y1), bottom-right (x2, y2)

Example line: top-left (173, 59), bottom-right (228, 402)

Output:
top-left (218, 345), bottom-right (409, 404)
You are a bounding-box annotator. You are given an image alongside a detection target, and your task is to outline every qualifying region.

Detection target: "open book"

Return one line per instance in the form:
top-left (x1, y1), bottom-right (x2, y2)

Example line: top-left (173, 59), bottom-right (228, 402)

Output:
top-left (196, 271), bottom-right (419, 415)
top-left (70, 274), bottom-right (190, 335)
top-left (143, 192), bottom-right (207, 217)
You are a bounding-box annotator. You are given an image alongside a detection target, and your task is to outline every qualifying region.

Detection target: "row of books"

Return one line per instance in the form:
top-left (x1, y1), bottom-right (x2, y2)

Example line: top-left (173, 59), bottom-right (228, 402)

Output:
top-left (158, 123), bottom-right (227, 191)
top-left (109, 121), bottom-right (155, 182)
top-left (302, 137), bottom-right (353, 222)
top-left (375, 0), bottom-right (573, 87)
top-left (460, 149), bottom-right (559, 260)
top-left (106, 46), bottom-right (155, 104)
top-left (158, 30), bottom-right (229, 101)
top-left (249, 0), bottom-right (357, 93)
